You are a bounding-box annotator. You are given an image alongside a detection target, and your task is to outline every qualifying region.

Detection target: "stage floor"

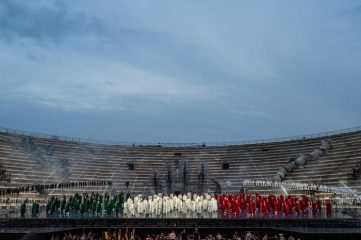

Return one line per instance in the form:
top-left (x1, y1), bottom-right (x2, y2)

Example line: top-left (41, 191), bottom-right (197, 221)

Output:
top-left (1, 207), bottom-right (360, 234)
top-left (0, 207), bottom-right (354, 219)
top-left (0, 208), bottom-right (361, 234)
top-left (1, 217), bottom-right (361, 234)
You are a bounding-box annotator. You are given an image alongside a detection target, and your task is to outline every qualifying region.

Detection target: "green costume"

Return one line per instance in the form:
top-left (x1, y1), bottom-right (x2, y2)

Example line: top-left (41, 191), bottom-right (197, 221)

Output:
top-left (20, 203), bottom-right (26, 218)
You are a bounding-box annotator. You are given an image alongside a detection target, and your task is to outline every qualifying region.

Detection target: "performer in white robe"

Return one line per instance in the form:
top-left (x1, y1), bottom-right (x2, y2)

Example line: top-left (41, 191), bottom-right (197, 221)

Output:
top-left (212, 198), bottom-right (218, 212)
top-left (196, 198), bottom-right (202, 214)
top-left (123, 192), bottom-right (219, 217)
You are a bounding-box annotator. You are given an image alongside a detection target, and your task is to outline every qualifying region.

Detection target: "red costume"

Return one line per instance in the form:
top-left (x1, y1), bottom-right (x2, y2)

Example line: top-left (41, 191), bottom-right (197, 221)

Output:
top-left (312, 202), bottom-right (317, 216)
top-left (326, 202), bottom-right (332, 216)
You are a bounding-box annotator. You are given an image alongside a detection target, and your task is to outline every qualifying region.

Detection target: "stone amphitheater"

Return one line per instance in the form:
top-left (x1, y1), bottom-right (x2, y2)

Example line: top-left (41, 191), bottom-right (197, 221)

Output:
top-left (1, 127), bottom-right (361, 201)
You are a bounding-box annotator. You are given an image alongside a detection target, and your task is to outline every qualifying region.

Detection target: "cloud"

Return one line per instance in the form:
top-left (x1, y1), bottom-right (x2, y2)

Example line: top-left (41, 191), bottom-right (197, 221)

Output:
top-left (0, 43), bottom-right (221, 111)
top-left (0, 0), bottom-right (102, 43)
top-left (0, 0), bottom-right (361, 141)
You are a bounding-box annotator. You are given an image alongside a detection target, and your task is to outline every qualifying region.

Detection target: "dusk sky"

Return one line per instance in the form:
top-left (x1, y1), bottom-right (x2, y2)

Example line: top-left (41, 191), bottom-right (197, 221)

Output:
top-left (0, 0), bottom-right (360, 143)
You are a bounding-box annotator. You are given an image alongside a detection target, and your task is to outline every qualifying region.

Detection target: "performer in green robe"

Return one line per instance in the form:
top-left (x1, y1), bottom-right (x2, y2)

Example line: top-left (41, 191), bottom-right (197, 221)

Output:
top-left (80, 202), bottom-right (85, 216)
top-left (31, 202), bottom-right (37, 217)
top-left (20, 202), bottom-right (26, 218)
top-left (35, 203), bottom-right (39, 216)
top-left (60, 196), bottom-right (66, 214)
top-left (65, 200), bottom-right (70, 215)
top-left (119, 192), bottom-right (124, 214)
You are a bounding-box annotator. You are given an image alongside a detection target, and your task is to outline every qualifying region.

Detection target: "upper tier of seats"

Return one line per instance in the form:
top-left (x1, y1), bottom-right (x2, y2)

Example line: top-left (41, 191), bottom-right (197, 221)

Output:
top-left (0, 128), bottom-right (361, 196)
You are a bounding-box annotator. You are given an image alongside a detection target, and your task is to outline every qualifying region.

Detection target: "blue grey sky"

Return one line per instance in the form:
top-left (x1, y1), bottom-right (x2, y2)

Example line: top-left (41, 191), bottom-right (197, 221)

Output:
top-left (0, 0), bottom-right (360, 143)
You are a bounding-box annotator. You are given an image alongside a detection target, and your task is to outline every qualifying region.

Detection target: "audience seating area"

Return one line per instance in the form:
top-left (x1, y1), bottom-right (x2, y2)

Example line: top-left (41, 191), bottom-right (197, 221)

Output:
top-left (1, 128), bottom-right (361, 198)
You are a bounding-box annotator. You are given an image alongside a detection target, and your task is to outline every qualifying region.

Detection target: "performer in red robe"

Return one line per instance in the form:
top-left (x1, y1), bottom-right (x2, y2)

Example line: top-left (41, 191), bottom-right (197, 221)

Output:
top-left (269, 195), bottom-right (275, 214)
top-left (220, 200), bottom-right (225, 213)
top-left (264, 197), bottom-right (270, 216)
top-left (274, 199), bottom-right (279, 216)
top-left (249, 199), bottom-right (255, 217)
top-left (256, 193), bottom-right (261, 210)
top-left (300, 199), bottom-right (305, 213)
top-left (316, 199), bottom-right (322, 214)
top-left (235, 198), bottom-right (241, 216)
top-left (278, 198), bottom-right (283, 214)
top-left (283, 203), bottom-right (289, 216)
top-left (302, 195), bottom-right (309, 207)
top-left (312, 202), bottom-right (317, 216)
top-left (326, 202), bottom-right (332, 216)
top-left (226, 199), bottom-right (232, 214)
top-left (295, 200), bottom-right (301, 216)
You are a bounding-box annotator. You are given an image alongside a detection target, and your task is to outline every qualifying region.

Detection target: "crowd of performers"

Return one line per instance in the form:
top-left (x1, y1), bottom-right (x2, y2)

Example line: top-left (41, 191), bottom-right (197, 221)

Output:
top-left (217, 193), bottom-right (333, 217)
top-left (21, 192), bottom-right (125, 217)
top-left (123, 193), bottom-right (218, 217)
top-left (20, 201), bottom-right (40, 217)
top-left (19, 191), bottom-right (333, 218)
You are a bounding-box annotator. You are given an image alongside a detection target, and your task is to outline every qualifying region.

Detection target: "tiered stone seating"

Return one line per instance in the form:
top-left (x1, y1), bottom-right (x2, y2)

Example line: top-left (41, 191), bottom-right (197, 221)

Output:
top-left (0, 128), bottom-right (360, 198)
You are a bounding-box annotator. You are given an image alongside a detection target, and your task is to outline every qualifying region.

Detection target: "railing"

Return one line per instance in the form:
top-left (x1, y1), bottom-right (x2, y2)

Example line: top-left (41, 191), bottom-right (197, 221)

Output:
top-left (1, 125), bottom-right (361, 147)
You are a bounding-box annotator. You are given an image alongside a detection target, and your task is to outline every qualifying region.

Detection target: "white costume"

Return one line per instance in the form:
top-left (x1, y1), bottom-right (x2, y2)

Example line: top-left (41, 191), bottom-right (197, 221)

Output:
top-left (124, 192), bottom-right (218, 217)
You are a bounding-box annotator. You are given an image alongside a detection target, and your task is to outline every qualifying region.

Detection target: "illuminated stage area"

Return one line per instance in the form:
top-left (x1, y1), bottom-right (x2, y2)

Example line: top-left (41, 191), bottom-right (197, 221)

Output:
top-left (1, 127), bottom-right (361, 239)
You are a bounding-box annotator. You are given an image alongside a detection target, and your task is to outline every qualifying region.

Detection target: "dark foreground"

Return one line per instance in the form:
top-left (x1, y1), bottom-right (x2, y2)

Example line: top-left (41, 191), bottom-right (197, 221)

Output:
top-left (1, 217), bottom-right (361, 240)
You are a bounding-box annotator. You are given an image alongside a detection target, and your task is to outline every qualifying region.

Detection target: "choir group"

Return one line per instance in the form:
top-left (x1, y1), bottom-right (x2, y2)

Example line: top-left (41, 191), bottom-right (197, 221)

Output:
top-left (216, 193), bottom-right (333, 217)
top-left (19, 191), bottom-right (333, 218)
top-left (123, 193), bottom-right (218, 217)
